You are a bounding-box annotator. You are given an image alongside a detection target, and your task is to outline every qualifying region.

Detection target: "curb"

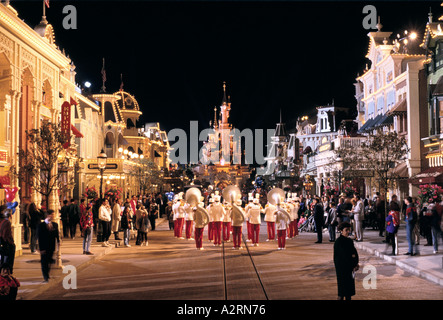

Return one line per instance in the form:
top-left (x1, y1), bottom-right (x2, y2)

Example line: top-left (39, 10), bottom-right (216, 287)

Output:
top-left (354, 241), bottom-right (443, 287)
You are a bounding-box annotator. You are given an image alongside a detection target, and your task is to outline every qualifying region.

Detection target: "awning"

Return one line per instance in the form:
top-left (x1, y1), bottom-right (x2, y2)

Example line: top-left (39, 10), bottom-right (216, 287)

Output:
top-left (389, 162), bottom-right (409, 179)
top-left (387, 98), bottom-right (407, 115)
top-left (358, 117), bottom-right (375, 133)
top-left (409, 167), bottom-right (443, 185)
top-left (375, 114), bottom-right (393, 128)
top-left (71, 124), bottom-right (84, 138)
top-left (118, 134), bottom-right (129, 146)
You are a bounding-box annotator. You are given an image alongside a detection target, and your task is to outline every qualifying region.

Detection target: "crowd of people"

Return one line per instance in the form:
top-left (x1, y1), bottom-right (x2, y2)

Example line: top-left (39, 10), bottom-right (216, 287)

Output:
top-left (293, 192), bottom-right (443, 256)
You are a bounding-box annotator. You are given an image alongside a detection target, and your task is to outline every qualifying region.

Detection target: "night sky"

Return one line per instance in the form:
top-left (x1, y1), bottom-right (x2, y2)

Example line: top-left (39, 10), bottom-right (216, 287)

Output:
top-left (11, 1), bottom-right (439, 134)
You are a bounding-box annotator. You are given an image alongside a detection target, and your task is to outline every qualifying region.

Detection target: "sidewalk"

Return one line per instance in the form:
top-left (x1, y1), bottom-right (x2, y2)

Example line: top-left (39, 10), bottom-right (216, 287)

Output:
top-left (13, 218), bottom-right (168, 300)
top-left (353, 224), bottom-right (443, 287)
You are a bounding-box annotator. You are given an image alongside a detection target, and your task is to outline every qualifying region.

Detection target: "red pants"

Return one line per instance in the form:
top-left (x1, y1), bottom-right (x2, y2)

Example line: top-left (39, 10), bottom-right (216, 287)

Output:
top-left (213, 221), bottom-right (222, 245)
top-left (176, 218), bottom-right (184, 238)
top-left (278, 229), bottom-right (287, 248)
top-left (195, 227), bottom-right (204, 249)
top-left (294, 219), bottom-right (299, 236)
top-left (232, 226), bottom-right (242, 248)
top-left (186, 220), bottom-right (193, 239)
top-left (208, 222), bottom-right (214, 241)
top-left (288, 220), bottom-right (295, 238)
top-left (247, 221), bottom-right (253, 240)
top-left (266, 222), bottom-right (275, 240)
top-left (251, 223), bottom-right (260, 244)
top-left (173, 219), bottom-right (178, 237)
top-left (223, 221), bottom-right (231, 241)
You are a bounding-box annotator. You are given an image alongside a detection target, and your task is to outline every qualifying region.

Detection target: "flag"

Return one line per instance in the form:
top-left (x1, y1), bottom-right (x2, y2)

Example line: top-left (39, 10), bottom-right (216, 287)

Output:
top-left (45, 0), bottom-right (50, 8)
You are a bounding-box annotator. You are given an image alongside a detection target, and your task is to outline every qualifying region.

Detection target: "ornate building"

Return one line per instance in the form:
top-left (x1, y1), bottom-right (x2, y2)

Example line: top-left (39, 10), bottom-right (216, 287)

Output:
top-left (194, 82), bottom-right (250, 190)
top-left (0, 3), bottom-right (78, 255)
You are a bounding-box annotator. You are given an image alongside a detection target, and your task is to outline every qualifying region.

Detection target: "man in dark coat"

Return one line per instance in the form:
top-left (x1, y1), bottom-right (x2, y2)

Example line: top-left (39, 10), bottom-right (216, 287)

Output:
top-left (334, 222), bottom-right (359, 300)
top-left (68, 199), bottom-right (80, 239)
top-left (37, 210), bottom-right (60, 283)
top-left (313, 197), bottom-right (324, 243)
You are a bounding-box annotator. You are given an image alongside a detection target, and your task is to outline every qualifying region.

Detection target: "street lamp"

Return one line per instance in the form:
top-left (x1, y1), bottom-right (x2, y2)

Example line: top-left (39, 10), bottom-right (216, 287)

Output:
top-left (97, 148), bottom-right (107, 199)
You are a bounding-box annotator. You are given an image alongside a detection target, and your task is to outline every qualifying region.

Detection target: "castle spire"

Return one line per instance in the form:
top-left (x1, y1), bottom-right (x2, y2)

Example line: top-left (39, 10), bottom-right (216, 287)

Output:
top-left (222, 81), bottom-right (227, 105)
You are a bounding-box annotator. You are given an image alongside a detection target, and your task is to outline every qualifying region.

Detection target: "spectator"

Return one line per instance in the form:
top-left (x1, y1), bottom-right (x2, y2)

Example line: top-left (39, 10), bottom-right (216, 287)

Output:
top-left (99, 199), bottom-right (112, 247)
top-left (68, 199), bottom-right (80, 239)
top-left (313, 197), bottom-right (324, 244)
top-left (80, 204), bottom-right (94, 255)
top-left (333, 222), bottom-right (359, 300)
top-left (60, 200), bottom-right (70, 238)
top-left (136, 206), bottom-right (150, 246)
top-left (29, 202), bottom-right (43, 254)
top-left (121, 206), bottom-right (132, 247)
top-left (326, 200), bottom-right (338, 242)
top-left (404, 196), bottom-right (418, 256)
top-left (385, 201), bottom-right (400, 255)
top-left (0, 207), bottom-right (15, 274)
top-left (111, 199), bottom-right (122, 241)
top-left (37, 210), bottom-right (60, 283)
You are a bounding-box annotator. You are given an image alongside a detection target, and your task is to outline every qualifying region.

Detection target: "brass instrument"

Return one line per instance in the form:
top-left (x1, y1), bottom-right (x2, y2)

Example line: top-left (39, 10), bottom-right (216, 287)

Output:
top-left (267, 188), bottom-right (291, 219)
top-left (185, 187), bottom-right (210, 227)
top-left (222, 185), bottom-right (245, 225)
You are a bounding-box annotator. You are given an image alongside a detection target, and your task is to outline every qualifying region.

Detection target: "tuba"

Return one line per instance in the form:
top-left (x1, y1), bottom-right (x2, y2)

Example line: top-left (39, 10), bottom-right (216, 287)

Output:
top-left (267, 187), bottom-right (291, 219)
top-left (223, 185), bottom-right (245, 225)
top-left (185, 187), bottom-right (210, 227)
top-left (267, 188), bottom-right (285, 206)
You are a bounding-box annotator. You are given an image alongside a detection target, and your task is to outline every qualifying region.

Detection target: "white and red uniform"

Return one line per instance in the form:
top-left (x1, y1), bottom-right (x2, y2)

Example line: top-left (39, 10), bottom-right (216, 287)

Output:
top-left (264, 203), bottom-right (276, 241)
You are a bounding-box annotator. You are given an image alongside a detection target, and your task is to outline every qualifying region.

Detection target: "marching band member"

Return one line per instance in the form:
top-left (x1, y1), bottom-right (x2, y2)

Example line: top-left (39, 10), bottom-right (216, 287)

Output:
top-left (206, 196), bottom-right (214, 242)
top-left (222, 200), bottom-right (232, 242)
top-left (292, 194), bottom-right (300, 237)
top-left (172, 195), bottom-right (180, 238)
top-left (231, 199), bottom-right (246, 250)
top-left (194, 196), bottom-right (210, 250)
top-left (285, 193), bottom-right (296, 239)
top-left (264, 201), bottom-right (277, 241)
top-left (244, 193), bottom-right (254, 242)
top-left (184, 201), bottom-right (194, 240)
top-left (176, 194), bottom-right (186, 239)
top-left (275, 201), bottom-right (292, 250)
top-left (249, 196), bottom-right (262, 246)
top-left (209, 194), bottom-right (225, 246)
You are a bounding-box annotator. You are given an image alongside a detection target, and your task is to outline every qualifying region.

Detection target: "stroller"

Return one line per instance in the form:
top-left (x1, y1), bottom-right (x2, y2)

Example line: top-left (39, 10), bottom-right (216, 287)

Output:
top-left (298, 214), bottom-right (315, 233)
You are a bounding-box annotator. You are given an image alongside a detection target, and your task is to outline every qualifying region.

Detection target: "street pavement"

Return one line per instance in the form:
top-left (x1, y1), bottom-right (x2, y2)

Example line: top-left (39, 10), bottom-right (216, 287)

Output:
top-left (10, 217), bottom-right (443, 301)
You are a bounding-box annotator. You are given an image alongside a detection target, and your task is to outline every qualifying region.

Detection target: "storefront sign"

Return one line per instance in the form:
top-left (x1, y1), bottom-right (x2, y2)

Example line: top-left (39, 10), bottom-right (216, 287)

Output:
top-left (0, 151), bottom-right (7, 162)
top-left (61, 101), bottom-right (71, 149)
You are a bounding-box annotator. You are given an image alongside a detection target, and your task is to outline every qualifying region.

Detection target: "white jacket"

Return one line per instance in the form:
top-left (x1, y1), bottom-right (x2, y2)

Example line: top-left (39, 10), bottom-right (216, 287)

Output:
top-left (184, 203), bottom-right (194, 221)
top-left (209, 202), bottom-right (225, 222)
top-left (99, 205), bottom-right (112, 222)
top-left (248, 204), bottom-right (262, 224)
top-left (264, 203), bottom-right (276, 222)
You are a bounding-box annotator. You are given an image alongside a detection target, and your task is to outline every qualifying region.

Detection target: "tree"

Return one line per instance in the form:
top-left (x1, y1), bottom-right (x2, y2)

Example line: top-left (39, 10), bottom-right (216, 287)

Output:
top-left (138, 158), bottom-right (163, 194)
top-left (13, 121), bottom-right (70, 210)
top-left (337, 131), bottom-right (409, 214)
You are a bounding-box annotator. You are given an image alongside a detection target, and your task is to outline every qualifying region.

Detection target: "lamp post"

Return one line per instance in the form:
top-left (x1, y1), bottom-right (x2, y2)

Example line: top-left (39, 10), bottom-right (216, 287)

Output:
top-left (97, 149), bottom-right (107, 200)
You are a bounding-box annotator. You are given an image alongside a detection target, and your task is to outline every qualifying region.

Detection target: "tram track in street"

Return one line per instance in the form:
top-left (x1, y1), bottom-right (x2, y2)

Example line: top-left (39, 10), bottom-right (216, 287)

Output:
top-left (221, 233), bottom-right (269, 300)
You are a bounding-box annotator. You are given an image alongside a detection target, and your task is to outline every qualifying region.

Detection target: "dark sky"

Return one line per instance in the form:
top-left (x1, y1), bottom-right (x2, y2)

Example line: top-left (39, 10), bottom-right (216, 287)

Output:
top-left (12, 0), bottom-right (439, 134)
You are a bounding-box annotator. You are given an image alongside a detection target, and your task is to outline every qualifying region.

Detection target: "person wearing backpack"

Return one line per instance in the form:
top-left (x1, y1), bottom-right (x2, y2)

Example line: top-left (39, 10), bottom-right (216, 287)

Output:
top-left (404, 196), bottom-right (418, 256)
top-left (385, 201), bottom-right (400, 255)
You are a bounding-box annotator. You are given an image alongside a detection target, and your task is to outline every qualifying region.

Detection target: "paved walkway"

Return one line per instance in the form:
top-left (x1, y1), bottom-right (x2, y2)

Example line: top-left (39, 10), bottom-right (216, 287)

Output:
top-left (10, 218), bottom-right (443, 300)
